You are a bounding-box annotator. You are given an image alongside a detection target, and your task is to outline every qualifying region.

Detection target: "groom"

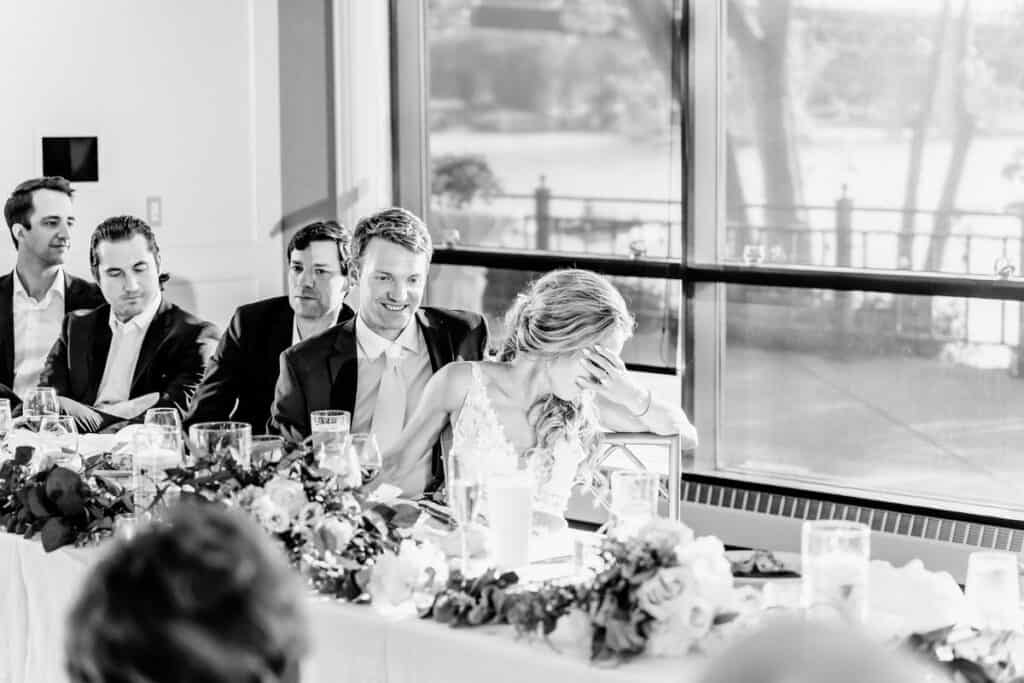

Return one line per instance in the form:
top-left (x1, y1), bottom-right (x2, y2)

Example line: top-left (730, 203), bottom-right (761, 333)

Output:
top-left (270, 208), bottom-right (488, 497)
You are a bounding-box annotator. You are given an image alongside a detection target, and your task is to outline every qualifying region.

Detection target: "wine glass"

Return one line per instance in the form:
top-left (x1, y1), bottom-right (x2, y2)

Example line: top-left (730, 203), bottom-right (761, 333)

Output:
top-left (451, 475), bottom-right (483, 576)
top-left (344, 433), bottom-right (382, 485)
top-left (0, 398), bottom-right (11, 453)
top-left (144, 408), bottom-right (183, 461)
top-left (24, 387), bottom-right (59, 431)
top-left (38, 415), bottom-right (79, 469)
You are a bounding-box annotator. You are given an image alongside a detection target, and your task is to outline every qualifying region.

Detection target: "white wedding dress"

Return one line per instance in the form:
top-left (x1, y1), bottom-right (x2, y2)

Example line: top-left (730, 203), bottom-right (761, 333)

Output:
top-left (449, 363), bottom-right (587, 518)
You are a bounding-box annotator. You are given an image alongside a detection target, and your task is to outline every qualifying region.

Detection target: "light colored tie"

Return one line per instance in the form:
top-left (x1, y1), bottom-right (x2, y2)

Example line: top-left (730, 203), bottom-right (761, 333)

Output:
top-left (371, 344), bottom-right (406, 453)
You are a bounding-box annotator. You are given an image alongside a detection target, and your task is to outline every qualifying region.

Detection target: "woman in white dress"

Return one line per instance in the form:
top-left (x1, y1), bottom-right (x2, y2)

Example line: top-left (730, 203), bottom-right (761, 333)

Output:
top-left (380, 269), bottom-right (697, 527)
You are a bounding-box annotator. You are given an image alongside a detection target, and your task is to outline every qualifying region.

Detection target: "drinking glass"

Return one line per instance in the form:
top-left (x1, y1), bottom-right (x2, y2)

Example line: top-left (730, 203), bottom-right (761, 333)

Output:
top-left (609, 470), bottom-right (660, 538)
top-left (451, 474), bottom-right (484, 576)
top-left (188, 421), bottom-right (252, 468)
top-left (24, 387), bottom-right (59, 431)
top-left (133, 425), bottom-right (183, 512)
top-left (38, 415), bottom-right (79, 469)
top-left (250, 434), bottom-right (285, 468)
top-left (0, 398), bottom-right (11, 451)
top-left (965, 551), bottom-right (1022, 630)
top-left (343, 433), bottom-right (382, 485)
top-left (144, 408), bottom-right (183, 460)
top-left (310, 409), bottom-right (350, 467)
top-left (801, 521), bottom-right (871, 624)
top-left (486, 471), bottom-right (533, 570)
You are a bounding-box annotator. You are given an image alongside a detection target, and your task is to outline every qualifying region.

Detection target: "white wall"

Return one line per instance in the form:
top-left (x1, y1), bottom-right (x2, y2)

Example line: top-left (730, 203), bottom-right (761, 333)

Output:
top-left (0, 0), bottom-right (283, 329)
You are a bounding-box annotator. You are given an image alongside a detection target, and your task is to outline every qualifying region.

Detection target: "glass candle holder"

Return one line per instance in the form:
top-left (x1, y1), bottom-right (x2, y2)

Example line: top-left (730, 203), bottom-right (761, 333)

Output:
top-left (965, 551), bottom-right (1022, 631)
top-left (801, 520), bottom-right (870, 624)
top-left (609, 469), bottom-right (659, 538)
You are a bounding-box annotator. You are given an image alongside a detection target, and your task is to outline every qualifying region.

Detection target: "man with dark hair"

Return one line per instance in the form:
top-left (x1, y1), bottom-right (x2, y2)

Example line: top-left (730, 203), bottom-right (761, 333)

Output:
top-left (40, 216), bottom-right (219, 432)
top-left (270, 207), bottom-right (488, 497)
top-left (184, 221), bottom-right (355, 432)
top-left (0, 177), bottom-right (104, 405)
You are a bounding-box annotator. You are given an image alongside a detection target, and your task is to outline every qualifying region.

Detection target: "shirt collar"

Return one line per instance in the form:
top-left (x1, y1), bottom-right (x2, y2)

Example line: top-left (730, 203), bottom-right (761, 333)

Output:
top-left (355, 314), bottom-right (420, 360)
top-left (108, 294), bottom-right (162, 334)
top-left (13, 267), bottom-right (65, 304)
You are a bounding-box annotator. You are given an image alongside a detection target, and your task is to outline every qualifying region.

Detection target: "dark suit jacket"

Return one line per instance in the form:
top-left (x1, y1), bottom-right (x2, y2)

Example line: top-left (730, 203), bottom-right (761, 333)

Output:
top-left (39, 298), bottom-right (220, 432)
top-left (0, 270), bottom-right (105, 406)
top-left (269, 307), bottom-right (488, 492)
top-left (183, 296), bottom-right (354, 433)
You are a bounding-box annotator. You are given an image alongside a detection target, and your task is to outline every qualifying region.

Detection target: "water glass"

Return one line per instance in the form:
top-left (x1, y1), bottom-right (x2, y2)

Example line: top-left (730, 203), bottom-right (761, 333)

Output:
top-left (487, 471), bottom-right (533, 570)
top-left (344, 433), bottom-right (382, 485)
top-left (801, 520), bottom-right (871, 623)
top-left (609, 470), bottom-right (660, 538)
top-left (188, 421), bottom-right (252, 468)
top-left (24, 387), bottom-right (59, 430)
top-left (311, 409), bottom-right (350, 466)
top-left (133, 425), bottom-right (182, 512)
top-left (250, 434), bottom-right (285, 468)
top-left (38, 415), bottom-right (79, 469)
top-left (965, 551), bottom-right (1022, 630)
top-left (0, 398), bottom-right (11, 450)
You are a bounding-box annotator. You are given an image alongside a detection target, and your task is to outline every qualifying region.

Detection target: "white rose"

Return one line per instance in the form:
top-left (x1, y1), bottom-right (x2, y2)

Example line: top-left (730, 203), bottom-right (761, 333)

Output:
top-left (676, 535), bottom-right (734, 610)
top-left (646, 594), bottom-right (714, 657)
top-left (368, 540), bottom-right (448, 608)
top-left (251, 495), bottom-right (291, 534)
top-left (316, 517), bottom-right (355, 553)
top-left (297, 502), bottom-right (325, 529)
top-left (263, 476), bottom-right (307, 518)
top-left (636, 518), bottom-right (695, 552)
top-left (637, 566), bottom-right (693, 621)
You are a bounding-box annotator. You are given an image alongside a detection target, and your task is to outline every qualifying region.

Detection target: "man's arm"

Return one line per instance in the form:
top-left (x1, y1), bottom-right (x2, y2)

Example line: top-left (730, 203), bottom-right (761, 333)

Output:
top-left (268, 350), bottom-right (309, 445)
top-left (38, 316), bottom-right (73, 397)
top-left (182, 311), bottom-right (244, 428)
top-left (152, 322), bottom-right (221, 417)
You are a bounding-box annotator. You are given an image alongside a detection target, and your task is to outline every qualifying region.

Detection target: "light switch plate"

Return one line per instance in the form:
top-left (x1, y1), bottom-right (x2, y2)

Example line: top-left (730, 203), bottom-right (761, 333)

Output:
top-left (146, 196), bottom-right (162, 227)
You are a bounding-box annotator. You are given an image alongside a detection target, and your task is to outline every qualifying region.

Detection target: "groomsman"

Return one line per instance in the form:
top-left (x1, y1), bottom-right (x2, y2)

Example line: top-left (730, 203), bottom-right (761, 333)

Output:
top-left (184, 221), bottom-right (355, 432)
top-left (40, 216), bottom-right (219, 432)
top-left (0, 177), bottom-right (104, 406)
top-left (270, 208), bottom-right (488, 496)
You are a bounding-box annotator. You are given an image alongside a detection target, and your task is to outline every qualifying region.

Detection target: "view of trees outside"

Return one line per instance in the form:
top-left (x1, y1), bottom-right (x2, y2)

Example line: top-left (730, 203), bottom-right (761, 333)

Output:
top-left (423, 0), bottom-right (1024, 510)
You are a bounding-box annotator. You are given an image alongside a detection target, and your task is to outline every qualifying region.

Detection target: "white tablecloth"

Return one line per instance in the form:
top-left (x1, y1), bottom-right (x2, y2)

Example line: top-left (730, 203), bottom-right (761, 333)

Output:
top-left (0, 533), bottom-right (700, 683)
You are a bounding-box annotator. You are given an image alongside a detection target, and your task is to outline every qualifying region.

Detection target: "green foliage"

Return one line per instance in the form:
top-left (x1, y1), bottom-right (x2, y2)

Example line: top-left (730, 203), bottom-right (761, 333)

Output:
top-left (431, 154), bottom-right (502, 208)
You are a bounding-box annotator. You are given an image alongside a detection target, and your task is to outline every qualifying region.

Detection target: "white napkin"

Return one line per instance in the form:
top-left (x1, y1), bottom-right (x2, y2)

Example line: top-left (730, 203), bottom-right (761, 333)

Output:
top-left (868, 559), bottom-right (968, 637)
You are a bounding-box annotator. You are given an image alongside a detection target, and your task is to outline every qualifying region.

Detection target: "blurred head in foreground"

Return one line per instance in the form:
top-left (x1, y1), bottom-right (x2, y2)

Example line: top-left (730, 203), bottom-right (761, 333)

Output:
top-left (699, 617), bottom-right (938, 683)
top-left (65, 504), bottom-right (308, 683)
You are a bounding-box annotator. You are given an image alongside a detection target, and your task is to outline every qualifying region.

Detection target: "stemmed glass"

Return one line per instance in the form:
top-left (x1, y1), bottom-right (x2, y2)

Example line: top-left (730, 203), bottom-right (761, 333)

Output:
top-left (451, 475), bottom-right (483, 576)
top-left (144, 408), bottom-right (183, 460)
top-left (24, 387), bottom-right (59, 431)
top-left (344, 433), bottom-right (382, 486)
top-left (38, 415), bottom-right (79, 469)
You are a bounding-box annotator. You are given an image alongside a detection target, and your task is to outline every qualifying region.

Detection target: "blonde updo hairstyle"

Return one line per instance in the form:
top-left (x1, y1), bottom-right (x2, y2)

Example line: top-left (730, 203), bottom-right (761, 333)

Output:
top-left (500, 269), bottom-right (634, 469)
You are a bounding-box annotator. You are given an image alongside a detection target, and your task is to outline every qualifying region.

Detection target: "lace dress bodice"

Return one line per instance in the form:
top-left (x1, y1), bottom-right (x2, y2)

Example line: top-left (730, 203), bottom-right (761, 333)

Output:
top-left (449, 363), bottom-right (586, 517)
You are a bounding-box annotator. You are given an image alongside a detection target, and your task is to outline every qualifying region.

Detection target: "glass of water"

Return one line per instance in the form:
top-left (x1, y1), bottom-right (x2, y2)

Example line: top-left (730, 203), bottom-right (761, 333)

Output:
top-left (38, 415), bottom-right (79, 469)
top-left (801, 520), bottom-right (871, 624)
top-left (609, 470), bottom-right (660, 538)
top-left (24, 387), bottom-right (59, 431)
top-left (188, 421), bottom-right (252, 468)
top-left (965, 551), bottom-right (1021, 630)
top-left (310, 409), bottom-right (350, 466)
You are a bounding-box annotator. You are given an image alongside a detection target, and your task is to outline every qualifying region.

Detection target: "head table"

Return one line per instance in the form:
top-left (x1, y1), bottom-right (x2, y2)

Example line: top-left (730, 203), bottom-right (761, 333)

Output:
top-left (0, 532), bottom-right (701, 683)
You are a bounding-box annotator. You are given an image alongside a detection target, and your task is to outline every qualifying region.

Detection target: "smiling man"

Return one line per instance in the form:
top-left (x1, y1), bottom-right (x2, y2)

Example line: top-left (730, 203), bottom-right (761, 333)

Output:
top-left (184, 221), bottom-right (354, 432)
top-left (40, 216), bottom-right (219, 433)
top-left (0, 177), bottom-right (105, 406)
top-left (270, 207), bottom-right (488, 497)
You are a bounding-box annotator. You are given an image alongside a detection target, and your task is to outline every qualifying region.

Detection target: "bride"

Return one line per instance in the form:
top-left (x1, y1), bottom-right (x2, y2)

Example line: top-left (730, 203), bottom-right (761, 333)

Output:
top-left (379, 268), bottom-right (697, 528)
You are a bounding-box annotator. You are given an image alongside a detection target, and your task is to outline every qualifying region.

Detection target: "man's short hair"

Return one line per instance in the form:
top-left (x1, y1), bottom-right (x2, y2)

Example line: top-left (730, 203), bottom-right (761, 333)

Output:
top-left (89, 215), bottom-right (162, 281)
top-left (351, 207), bottom-right (433, 267)
top-left (286, 220), bottom-right (352, 276)
top-left (4, 176), bottom-right (74, 248)
top-left (65, 504), bottom-right (309, 683)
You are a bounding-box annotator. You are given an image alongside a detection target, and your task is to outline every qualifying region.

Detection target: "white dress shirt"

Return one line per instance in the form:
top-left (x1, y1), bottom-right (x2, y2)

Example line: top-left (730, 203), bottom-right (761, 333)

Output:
top-left (353, 315), bottom-right (433, 495)
top-left (95, 296), bottom-right (163, 407)
top-left (12, 268), bottom-right (65, 399)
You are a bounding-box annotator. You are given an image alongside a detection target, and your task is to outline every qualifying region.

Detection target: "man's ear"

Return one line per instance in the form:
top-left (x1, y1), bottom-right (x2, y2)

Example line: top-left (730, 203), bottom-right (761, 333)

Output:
top-left (10, 223), bottom-right (26, 246)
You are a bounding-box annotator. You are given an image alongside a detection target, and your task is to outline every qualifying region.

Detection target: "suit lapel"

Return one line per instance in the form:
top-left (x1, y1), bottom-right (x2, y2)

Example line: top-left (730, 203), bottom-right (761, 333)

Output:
top-left (267, 300), bottom-right (294, 367)
top-left (86, 310), bottom-right (113, 405)
top-left (0, 274), bottom-right (13, 386)
top-left (130, 300), bottom-right (172, 393)
top-left (417, 308), bottom-right (453, 372)
top-left (328, 317), bottom-right (358, 413)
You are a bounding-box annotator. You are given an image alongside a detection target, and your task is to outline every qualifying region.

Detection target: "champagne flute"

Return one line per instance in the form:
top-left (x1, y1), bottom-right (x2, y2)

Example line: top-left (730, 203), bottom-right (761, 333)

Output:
top-left (24, 387), bottom-right (59, 431)
top-left (344, 433), bottom-right (382, 485)
top-left (451, 476), bottom-right (483, 576)
top-left (0, 398), bottom-right (11, 453)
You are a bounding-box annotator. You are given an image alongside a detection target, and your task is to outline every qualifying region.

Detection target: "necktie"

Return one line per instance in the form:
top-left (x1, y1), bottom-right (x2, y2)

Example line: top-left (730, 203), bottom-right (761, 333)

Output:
top-left (371, 343), bottom-right (406, 453)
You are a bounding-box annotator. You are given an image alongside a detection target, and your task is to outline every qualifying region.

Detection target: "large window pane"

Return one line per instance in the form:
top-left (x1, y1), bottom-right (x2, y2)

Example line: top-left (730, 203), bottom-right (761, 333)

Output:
top-left (725, 1), bottom-right (1024, 276)
top-left (720, 284), bottom-right (1024, 510)
top-left (427, 0), bottom-right (682, 258)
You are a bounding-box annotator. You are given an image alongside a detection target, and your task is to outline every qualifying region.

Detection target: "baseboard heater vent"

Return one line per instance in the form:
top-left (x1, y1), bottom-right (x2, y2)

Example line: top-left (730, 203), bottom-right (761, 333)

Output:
top-left (681, 479), bottom-right (1024, 552)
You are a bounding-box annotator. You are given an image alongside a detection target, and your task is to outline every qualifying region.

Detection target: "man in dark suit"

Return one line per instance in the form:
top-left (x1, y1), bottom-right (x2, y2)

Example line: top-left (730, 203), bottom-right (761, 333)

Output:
top-left (270, 208), bottom-right (487, 497)
top-left (183, 221), bottom-right (355, 433)
top-left (40, 216), bottom-right (219, 433)
top-left (1, 177), bottom-right (104, 406)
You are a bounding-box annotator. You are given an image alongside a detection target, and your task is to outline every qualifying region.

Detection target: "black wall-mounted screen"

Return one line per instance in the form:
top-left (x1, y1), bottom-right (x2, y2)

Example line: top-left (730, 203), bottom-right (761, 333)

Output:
top-left (42, 137), bottom-right (98, 182)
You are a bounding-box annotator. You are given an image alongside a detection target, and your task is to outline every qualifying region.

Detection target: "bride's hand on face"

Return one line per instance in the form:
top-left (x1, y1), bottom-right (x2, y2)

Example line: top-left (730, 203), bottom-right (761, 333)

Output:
top-left (577, 345), bottom-right (646, 408)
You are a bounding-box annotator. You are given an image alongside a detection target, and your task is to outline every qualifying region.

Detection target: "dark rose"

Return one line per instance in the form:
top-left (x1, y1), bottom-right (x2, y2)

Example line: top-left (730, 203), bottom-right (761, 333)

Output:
top-left (13, 446), bottom-right (34, 467)
top-left (24, 485), bottom-right (53, 519)
top-left (45, 467), bottom-right (87, 517)
top-left (40, 517), bottom-right (77, 552)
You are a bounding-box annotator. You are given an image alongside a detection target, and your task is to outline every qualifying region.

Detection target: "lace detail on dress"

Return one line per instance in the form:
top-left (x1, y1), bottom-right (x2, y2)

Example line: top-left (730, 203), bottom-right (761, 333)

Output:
top-left (450, 363), bottom-right (587, 517)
